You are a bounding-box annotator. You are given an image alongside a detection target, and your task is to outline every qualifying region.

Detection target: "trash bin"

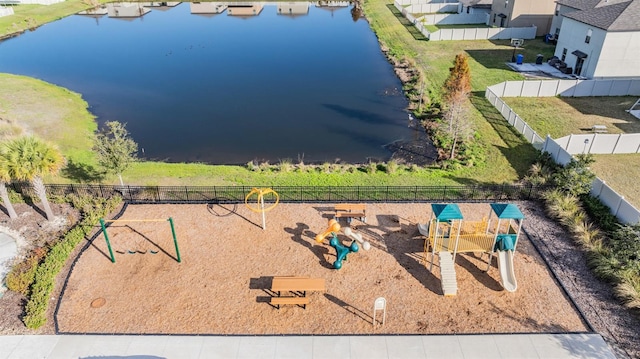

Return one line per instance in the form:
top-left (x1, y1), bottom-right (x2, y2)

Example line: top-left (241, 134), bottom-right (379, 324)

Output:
top-left (516, 54), bottom-right (524, 65)
top-left (536, 54), bottom-right (544, 65)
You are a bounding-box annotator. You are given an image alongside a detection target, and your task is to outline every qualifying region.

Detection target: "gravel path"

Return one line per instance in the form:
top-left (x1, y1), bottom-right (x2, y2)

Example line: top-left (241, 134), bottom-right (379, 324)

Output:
top-left (519, 201), bottom-right (640, 359)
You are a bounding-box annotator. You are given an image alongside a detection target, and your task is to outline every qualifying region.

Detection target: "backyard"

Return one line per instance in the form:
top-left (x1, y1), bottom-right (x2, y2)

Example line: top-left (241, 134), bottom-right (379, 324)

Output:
top-left (590, 153), bottom-right (640, 209)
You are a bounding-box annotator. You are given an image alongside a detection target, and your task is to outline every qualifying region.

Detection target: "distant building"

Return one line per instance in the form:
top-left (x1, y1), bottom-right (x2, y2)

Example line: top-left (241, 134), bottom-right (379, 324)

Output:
top-left (107, 2), bottom-right (151, 18)
top-left (227, 2), bottom-right (264, 16)
top-left (277, 2), bottom-right (309, 16)
top-left (190, 2), bottom-right (227, 15)
top-left (489, 0), bottom-right (556, 36)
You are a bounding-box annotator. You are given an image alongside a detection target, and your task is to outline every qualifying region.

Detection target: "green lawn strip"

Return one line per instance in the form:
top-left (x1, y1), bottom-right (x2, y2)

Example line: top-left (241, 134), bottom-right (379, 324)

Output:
top-left (0, 0), bottom-right (110, 38)
top-left (0, 73), bottom-right (97, 165)
top-left (23, 195), bottom-right (122, 329)
top-left (88, 161), bottom-right (461, 187)
top-left (501, 96), bottom-right (640, 139)
top-left (590, 153), bottom-right (640, 209)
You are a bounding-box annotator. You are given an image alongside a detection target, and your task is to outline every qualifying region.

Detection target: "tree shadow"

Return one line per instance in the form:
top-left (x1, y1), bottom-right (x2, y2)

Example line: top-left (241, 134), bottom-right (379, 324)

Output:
top-left (61, 159), bottom-right (104, 183)
top-left (283, 222), bottom-right (334, 269)
top-left (324, 293), bottom-right (373, 324)
top-left (455, 253), bottom-right (502, 291)
top-left (206, 202), bottom-right (261, 229)
top-left (375, 214), bottom-right (442, 295)
top-left (487, 301), bottom-right (572, 333)
top-left (385, 4), bottom-right (428, 41)
top-left (470, 92), bottom-right (539, 178)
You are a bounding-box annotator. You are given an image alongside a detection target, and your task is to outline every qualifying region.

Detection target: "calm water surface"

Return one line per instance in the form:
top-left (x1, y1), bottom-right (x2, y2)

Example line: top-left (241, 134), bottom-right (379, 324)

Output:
top-left (0, 2), bottom-right (410, 164)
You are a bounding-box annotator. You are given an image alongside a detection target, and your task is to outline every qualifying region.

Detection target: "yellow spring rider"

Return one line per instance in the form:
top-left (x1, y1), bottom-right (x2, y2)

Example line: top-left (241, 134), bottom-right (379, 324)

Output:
top-left (245, 188), bottom-right (279, 230)
top-left (418, 203), bottom-right (524, 295)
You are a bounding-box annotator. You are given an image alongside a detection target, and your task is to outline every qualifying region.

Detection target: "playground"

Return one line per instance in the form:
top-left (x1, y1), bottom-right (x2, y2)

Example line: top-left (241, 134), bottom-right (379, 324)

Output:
top-left (55, 201), bottom-right (590, 335)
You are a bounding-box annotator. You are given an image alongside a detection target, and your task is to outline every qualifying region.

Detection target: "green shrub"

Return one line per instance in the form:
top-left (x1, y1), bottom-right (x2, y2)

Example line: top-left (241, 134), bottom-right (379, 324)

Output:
top-left (246, 160), bottom-right (259, 172)
top-left (277, 159), bottom-right (293, 173)
top-left (386, 160), bottom-right (399, 174)
top-left (552, 154), bottom-right (596, 196)
top-left (581, 195), bottom-right (619, 233)
top-left (5, 247), bottom-right (47, 295)
top-left (23, 195), bottom-right (122, 329)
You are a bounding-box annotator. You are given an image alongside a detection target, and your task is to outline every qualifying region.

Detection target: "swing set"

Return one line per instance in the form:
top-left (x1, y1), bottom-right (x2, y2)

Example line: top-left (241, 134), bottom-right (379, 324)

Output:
top-left (99, 218), bottom-right (181, 263)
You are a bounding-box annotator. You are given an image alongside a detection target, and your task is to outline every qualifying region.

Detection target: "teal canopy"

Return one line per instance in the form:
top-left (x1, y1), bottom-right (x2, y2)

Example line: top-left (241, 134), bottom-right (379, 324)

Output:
top-left (431, 203), bottom-right (464, 220)
top-left (490, 203), bottom-right (525, 220)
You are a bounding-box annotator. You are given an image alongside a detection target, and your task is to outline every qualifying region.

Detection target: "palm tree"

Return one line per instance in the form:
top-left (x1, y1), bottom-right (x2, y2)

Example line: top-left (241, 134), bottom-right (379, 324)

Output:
top-left (0, 161), bottom-right (18, 220)
top-left (1, 136), bottom-right (64, 221)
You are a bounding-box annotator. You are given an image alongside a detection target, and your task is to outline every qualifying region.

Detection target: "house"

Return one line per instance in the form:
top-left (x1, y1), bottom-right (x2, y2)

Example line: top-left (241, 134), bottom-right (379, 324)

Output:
top-left (190, 2), bottom-right (227, 15)
top-left (107, 2), bottom-right (151, 18)
top-left (551, 0), bottom-right (640, 78)
top-left (277, 2), bottom-right (309, 16)
top-left (227, 2), bottom-right (264, 16)
top-left (489, 0), bottom-right (556, 36)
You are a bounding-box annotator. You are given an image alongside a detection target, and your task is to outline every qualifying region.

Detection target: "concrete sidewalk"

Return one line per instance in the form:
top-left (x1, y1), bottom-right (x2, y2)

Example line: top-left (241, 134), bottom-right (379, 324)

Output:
top-left (0, 333), bottom-right (616, 358)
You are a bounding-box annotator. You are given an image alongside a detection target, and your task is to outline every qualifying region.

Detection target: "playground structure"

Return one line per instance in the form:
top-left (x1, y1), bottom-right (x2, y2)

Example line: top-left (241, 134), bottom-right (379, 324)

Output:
top-left (627, 98), bottom-right (640, 120)
top-left (343, 227), bottom-right (371, 251)
top-left (99, 218), bottom-right (180, 263)
top-left (315, 219), bottom-right (360, 269)
top-left (245, 188), bottom-right (280, 230)
top-left (418, 203), bottom-right (524, 295)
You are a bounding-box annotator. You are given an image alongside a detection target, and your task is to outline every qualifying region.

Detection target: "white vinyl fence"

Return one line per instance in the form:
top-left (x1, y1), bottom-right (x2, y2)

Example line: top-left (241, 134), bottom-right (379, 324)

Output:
top-left (395, 0), bottom-right (458, 5)
top-left (488, 78), bottom-right (640, 224)
top-left (553, 133), bottom-right (640, 155)
top-left (429, 26), bottom-right (534, 41)
top-left (405, 3), bottom-right (459, 13)
top-left (485, 88), bottom-right (545, 148)
top-left (394, 1), bottom-right (535, 41)
top-left (487, 79), bottom-right (640, 98)
top-left (543, 137), bottom-right (640, 224)
top-left (0, 7), bottom-right (14, 17)
top-left (418, 12), bottom-right (488, 25)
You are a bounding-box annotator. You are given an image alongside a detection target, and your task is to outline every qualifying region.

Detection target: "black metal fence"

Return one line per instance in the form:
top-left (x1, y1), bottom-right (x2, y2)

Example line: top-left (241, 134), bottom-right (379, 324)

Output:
top-left (10, 183), bottom-right (546, 203)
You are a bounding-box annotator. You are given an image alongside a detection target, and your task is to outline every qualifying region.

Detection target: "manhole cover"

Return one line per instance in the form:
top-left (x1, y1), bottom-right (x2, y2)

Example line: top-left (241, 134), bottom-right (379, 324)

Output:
top-left (90, 297), bottom-right (106, 308)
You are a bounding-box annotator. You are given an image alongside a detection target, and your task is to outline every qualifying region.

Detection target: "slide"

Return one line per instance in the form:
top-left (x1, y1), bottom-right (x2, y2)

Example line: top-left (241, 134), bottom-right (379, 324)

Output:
top-left (497, 250), bottom-right (517, 292)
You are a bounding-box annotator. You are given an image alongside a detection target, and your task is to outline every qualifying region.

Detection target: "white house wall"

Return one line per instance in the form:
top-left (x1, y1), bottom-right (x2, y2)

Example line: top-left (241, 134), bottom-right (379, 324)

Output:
top-left (594, 31), bottom-right (640, 78)
top-left (554, 18), bottom-right (605, 78)
top-left (549, 4), bottom-right (576, 38)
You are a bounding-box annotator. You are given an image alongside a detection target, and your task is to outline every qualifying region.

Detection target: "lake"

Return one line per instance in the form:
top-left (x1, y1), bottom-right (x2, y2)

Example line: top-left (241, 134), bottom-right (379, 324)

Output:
top-left (0, 1), bottom-right (412, 164)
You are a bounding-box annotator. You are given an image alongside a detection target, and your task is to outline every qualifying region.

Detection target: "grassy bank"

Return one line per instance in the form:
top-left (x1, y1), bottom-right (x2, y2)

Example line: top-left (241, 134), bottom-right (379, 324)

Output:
top-left (0, 0), bottom-right (110, 39)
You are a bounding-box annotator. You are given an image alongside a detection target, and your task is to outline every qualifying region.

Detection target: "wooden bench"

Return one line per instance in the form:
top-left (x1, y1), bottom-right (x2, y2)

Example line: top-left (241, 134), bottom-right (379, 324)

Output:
top-left (270, 296), bottom-right (310, 309)
top-left (334, 203), bottom-right (366, 223)
top-left (592, 125), bottom-right (607, 133)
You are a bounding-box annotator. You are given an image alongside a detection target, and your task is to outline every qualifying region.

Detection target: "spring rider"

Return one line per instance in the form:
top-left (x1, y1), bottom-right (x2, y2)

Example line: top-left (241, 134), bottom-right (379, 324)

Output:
top-left (316, 219), bottom-right (359, 270)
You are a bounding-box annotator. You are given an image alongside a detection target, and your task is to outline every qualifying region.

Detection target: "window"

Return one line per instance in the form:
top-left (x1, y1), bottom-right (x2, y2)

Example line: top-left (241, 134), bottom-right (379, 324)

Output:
top-left (493, 13), bottom-right (496, 23)
top-left (555, 5), bottom-right (560, 16)
top-left (554, 27), bottom-right (560, 40)
top-left (585, 29), bottom-right (592, 43)
top-left (505, 0), bottom-right (508, 8)
top-left (561, 48), bottom-right (567, 61)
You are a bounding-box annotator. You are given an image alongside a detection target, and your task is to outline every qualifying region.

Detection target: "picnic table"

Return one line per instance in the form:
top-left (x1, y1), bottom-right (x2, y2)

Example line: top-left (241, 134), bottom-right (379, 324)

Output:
top-left (269, 276), bottom-right (326, 309)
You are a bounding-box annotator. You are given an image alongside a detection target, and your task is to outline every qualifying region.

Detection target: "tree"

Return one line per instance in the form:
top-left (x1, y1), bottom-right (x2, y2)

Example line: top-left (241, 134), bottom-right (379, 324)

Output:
top-left (93, 121), bottom-right (138, 186)
top-left (442, 53), bottom-right (473, 159)
top-left (1, 136), bottom-right (64, 221)
top-left (553, 154), bottom-right (596, 197)
top-left (0, 159), bottom-right (18, 220)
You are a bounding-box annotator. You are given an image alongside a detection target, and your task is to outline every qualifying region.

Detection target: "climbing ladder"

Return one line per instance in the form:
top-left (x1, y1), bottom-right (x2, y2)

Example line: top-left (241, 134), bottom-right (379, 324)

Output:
top-left (438, 251), bottom-right (457, 296)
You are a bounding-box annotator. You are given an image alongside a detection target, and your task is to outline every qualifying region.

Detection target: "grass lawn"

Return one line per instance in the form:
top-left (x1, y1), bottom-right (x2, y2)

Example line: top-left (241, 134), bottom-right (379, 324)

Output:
top-left (501, 96), bottom-right (640, 138)
top-left (0, 0), bottom-right (108, 38)
top-left (590, 154), bottom-right (640, 209)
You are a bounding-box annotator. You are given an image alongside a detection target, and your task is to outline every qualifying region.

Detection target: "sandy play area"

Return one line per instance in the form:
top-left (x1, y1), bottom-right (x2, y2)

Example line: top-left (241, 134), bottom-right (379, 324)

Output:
top-left (55, 202), bottom-right (589, 335)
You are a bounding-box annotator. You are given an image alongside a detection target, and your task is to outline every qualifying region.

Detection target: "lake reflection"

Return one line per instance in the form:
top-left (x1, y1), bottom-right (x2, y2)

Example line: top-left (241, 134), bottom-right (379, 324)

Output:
top-left (0, 1), bottom-right (411, 164)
